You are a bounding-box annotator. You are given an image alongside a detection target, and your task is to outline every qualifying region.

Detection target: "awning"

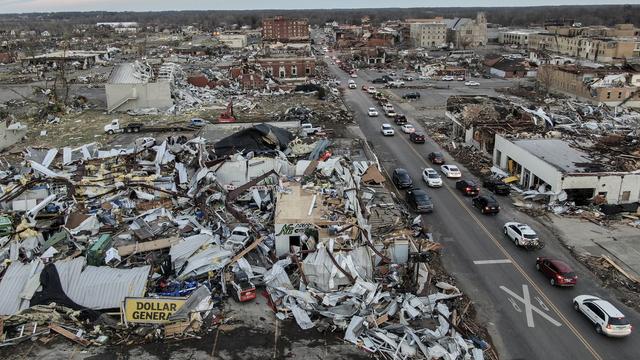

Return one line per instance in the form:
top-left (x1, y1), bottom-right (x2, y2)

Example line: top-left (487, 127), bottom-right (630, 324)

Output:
top-left (503, 175), bottom-right (519, 184)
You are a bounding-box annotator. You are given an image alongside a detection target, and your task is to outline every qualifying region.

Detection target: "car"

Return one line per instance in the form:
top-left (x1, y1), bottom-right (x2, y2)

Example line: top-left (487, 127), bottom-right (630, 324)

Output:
top-left (464, 81), bottom-right (480, 86)
top-left (417, 75), bottom-right (430, 80)
top-left (440, 164), bottom-right (461, 178)
top-left (406, 188), bottom-right (434, 213)
top-left (190, 118), bottom-right (207, 127)
top-left (348, 83), bottom-right (357, 89)
top-left (428, 152), bottom-right (445, 165)
top-left (392, 168), bottom-right (413, 189)
top-left (382, 103), bottom-right (394, 112)
top-left (483, 178), bottom-right (511, 195)
top-left (573, 295), bottom-right (632, 337)
top-left (536, 257), bottom-right (578, 287)
top-left (410, 132), bottom-right (426, 144)
top-left (441, 75), bottom-right (455, 81)
top-left (368, 108), bottom-right (379, 117)
top-left (422, 168), bottom-right (442, 187)
top-left (402, 92), bottom-right (421, 99)
top-left (402, 76), bottom-right (414, 81)
top-left (367, 86), bottom-right (377, 94)
top-left (456, 76), bottom-right (465, 81)
top-left (361, 84), bottom-right (368, 91)
top-left (401, 124), bottom-right (415, 134)
top-left (372, 78), bottom-right (387, 84)
top-left (472, 195), bottom-right (500, 214)
top-left (482, 74), bottom-right (492, 79)
top-left (350, 73), bottom-right (358, 78)
top-left (383, 75), bottom-right (394, 81)
top-left (380, 123), bottom-right (395, 136)
top-left (394, 114), bottom-right (408, 125)
top-left (385, 109), bottom-right (397, 117)
top-left (503, 222), bottom-right (539, 247)
top-left (455, 179), bottom-right (480, 196)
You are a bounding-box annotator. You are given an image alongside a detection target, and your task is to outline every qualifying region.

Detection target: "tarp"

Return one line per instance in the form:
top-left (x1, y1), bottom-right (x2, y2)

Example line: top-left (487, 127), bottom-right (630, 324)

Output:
top-left (214, 123), bottom-right (294, 156)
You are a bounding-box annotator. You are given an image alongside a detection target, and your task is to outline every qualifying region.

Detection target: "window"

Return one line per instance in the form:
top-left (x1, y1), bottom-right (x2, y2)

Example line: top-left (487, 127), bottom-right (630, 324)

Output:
top-left (607, 92), bottom-right (611, 99)
top-left (621, 191), bottom-right (630, 202)
top-left (291, 65), bottom-right (297, 77)
top-left (618, 92), bottom-right (622, 99)
top-left (279, 66), bottom-right (285, 78)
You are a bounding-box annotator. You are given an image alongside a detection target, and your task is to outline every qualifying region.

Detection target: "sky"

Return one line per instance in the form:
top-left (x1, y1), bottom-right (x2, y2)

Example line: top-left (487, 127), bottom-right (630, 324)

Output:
top-left (0, 0), bottom-right (632, 14)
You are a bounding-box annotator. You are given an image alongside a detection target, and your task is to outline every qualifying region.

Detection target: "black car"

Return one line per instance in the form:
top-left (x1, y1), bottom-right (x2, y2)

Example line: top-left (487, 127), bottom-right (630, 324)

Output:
top-left (482, 74), bottom-right (492, 79)
top-left (472, 195), bottom-right (500, 215)
top-left (394, 114), bottom-right (408, 125)
top-left (410, 132), bottom-right (426, 144)
top-left (455, 179), bottom-right (480, 196)
top-left (392, 168), bottom-right (413, 189)
top-left (382, 75), bottom-right (394, 82)
top-left (406, 188), bottom-right (434, 213)
top-left (483, 179), bottom-right (511, 195)
top-left (402, 92), bottom-right (421, 99)
top-left (428, 152), bottom-right (445, 165)
top-left (372, 78), bottom-right (387, 84)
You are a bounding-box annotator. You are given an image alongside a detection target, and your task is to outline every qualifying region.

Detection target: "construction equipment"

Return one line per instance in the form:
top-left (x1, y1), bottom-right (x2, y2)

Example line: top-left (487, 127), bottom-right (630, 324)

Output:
top-left (218, 101), bottom-right (237, 123)
top-left (230, 270), bottom-right (256, 302)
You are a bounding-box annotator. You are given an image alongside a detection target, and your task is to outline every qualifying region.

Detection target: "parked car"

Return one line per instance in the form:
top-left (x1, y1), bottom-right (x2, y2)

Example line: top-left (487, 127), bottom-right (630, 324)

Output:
top-left (402, 92), bottom-right (421, 99)
top-left (464, 81), bottom-right (480, 86)
top-left (380, 123), bottom-right (395, 136)
top-left (455, 179), bottom-right (480, 196)
top-left (456, 76), bottom-right (465, 81)
top-left (410, 132), bottom-right (426, 144)
top-left (368, 108), bottom-right (379, 117)
top-left (190, 118), bottom-right (207, 127)
top-left (392, 168), bottom-right (413, 189)
top-left (428, 152), bottom-right (445, 165)
top-left (483, 179), bottom-right (511, 195)
top-left (350, 73), bottom-right (358, 78)
top-left (440, 164), bottom-right (461, 178)
top-left (503, 222), bottom-right (539, 247)
top-left (372, 78), bottom-right (387, 84)
top-left (573, 295), bottom-right (632, 337)
top-left (394, 114), bottom-right (408, 125)
top-left (367, 86), bottom-right (377, 94)
top-left (536, 257), bottom-right (578, 287)
top-left (422, 168), bottom-right (442, 187)
top-left (406, 188), bottom-right (434, 213)
top-left (472, 195), bottom-right (500, 214)
top-left (401, 124), bottom-right (416, 134)
top-left (402, 76), bottom-right (415, 81)
top-left (383, 75), bottom-right (394, 82)
top-left (361, 84), bottom-right (368, 91)
top-left (441, 75), bottom-right (455, 81)
top-left (482, 74), bottom-right (492, 79)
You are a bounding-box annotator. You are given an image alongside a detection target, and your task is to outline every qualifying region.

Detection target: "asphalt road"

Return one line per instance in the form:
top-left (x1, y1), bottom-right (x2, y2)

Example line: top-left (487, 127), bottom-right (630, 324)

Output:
top-left (325, 59), bottom-right (639, 360)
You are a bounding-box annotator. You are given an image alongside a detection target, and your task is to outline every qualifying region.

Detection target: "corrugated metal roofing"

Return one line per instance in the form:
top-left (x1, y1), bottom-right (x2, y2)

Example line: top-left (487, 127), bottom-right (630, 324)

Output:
top-left (108, 63), bottom-right (146, 84)
top-left (0, 260), bottom-right (43, 315)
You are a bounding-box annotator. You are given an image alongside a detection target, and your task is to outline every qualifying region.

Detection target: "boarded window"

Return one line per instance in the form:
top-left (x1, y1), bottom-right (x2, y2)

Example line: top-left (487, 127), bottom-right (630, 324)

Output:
top-left (621, 191), bottom-right (630, 202)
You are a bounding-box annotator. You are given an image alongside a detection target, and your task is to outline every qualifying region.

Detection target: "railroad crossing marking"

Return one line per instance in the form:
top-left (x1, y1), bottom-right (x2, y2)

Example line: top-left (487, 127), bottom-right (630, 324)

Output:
top-left (473, 259), bottom-right (512, 265)
top-left (534, 296), bottom-right (550, 312)
top-left (508, 298), bottom-right (522, 312)
top-left (500, 285), bottom-right (562, 328)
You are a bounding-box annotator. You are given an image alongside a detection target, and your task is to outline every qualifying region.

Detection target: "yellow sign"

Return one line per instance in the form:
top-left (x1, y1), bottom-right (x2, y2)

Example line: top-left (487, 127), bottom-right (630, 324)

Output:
top-left (124, 297), bottom-right (186, 324)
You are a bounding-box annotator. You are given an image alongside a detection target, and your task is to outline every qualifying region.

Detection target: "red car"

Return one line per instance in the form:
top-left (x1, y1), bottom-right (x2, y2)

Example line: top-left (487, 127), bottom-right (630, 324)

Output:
top-left (428, 152), bottom-right (445, 165)
top-left (536, 257), bottom-right (577, 287)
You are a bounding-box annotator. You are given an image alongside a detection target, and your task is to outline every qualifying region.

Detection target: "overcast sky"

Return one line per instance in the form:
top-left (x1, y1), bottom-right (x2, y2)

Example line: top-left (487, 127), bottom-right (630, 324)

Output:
top-left (0, 0), bottom-right (632, 14)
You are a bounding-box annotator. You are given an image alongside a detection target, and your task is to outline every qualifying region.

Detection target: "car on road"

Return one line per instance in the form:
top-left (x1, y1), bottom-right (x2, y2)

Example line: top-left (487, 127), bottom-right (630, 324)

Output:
top-left (384, 108), bottom-right (397, 117)
top-left (380, 123), bottom-right (395, 136)
top-left (503, 222), bottom-right (539, 247)
top-left (348, 80), bottom-right (357, 89)
top-left (455, 179), bottom-right (480, 196)
top-left (350, 73), bottom-right (358, 78)
top-left (382, 103), bottom-right (394, 111)
top-left (456, 76), bottom-right (465, 81)
top-left (483, 178), bottom-right (511, 195)
top-left (441, 75), bottom-right (455, 81)
top-left (472, 195), bottom-right (500, 214)
top-left (402, 76), bottom-right (414, 81)
top-left (401, 124), bottom-right (415, 134)
top-left (428, 152), bottom-right (445, 165)
top-left (372, 78), bottom-right (387, 84)
top-left (482, 74), bottom-right (492, 79)
top-left (535, 257), bottom-right (578, 287)
top-left (422, 168), bottom-right (442, 187)
top-left (361, 84), bottom-right (368, 91)
top-left (417, 75), bottom-right (430, 80)
top-left (368, 108), bottom-right (379, 117)
top-left (190, 118), bottom-right (207, 127)
top-left (573, 295), bottom-right (632, 337)
top-left (402, 92), bottom-right (421, 99)
top-left (394, 114), bottom-right (408, 125)
top-left (406, 188), bottom-right (434, 213)
top-left (392, 168), bottom-right (413, 189)
top-left (440, 164), bottom-right (461, 178)
top-left (410, 132), bottom-right (426, 144)
top-left (367, 86), bottom-right (377, 94)
top-left (464, 81), bottom-right (480, 86)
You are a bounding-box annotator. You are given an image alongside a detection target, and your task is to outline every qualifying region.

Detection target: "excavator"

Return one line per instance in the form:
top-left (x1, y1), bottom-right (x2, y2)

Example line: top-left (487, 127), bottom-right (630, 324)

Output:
top-left (218, 100), bottom-right (237, 123)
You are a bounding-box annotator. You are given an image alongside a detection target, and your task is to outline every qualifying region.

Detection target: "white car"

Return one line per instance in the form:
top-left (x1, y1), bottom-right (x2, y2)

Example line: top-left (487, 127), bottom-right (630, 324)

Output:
top-left (418, 75), bottom-right (430, 80)
top-left (385, 109), bottom-right (397, 118)
top-left (380, 124), bottom-right (395, 136)
top-left (440, 164), bottom-right (461, 178)
top-left (573, 295), bottom-right (632, 337)
top-left (503, 222), bottom-right (539, 247)
top-left (350, 73), bottom-right (358, 78)
top-left (422, 168), bottom-right (442, 187)
top-left (441, 75), bottom-right (455, 81)
top-left (368, 108), bottom-right (379, 117)
top-left (348, 83), bottom-right (357, 89)
top-left (367, 86), bottom-right (376, 94)
top-left (465, 81), bottom-right (480, 86)
top-left (401, 124), bottom-right (415, 134)
top-left (382, 103), bottom-right (394, 112)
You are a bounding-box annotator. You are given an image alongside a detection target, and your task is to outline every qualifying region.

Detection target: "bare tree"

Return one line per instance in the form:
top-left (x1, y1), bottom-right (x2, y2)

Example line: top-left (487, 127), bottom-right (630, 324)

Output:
top-left (537, 64), bottom-right (554, 95)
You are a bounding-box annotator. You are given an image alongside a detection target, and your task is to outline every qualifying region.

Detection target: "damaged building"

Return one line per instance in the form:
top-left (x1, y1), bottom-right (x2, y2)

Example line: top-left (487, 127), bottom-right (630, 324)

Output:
top-left (105, 61), bottom-right (176, 113)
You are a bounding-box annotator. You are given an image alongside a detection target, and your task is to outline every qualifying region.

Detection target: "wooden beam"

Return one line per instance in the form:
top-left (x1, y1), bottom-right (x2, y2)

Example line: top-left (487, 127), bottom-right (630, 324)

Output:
top-left (228, 237), bottom-right (264, 265)
top-left (602, 255), bottom-right (640, 283)
top-left (48, 323), bottom-right (90, 346)
top-left (116, 237), bottom-right (181, 256)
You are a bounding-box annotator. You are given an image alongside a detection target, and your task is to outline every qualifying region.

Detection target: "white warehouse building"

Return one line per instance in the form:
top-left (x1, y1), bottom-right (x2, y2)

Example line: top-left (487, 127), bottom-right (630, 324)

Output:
top-left (493, 135), bottom-right (640, 205)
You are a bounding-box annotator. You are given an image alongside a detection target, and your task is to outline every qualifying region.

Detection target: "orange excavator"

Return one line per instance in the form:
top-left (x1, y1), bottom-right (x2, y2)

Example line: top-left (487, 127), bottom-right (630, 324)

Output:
top-left (218, 100), bottom-right (237, 123)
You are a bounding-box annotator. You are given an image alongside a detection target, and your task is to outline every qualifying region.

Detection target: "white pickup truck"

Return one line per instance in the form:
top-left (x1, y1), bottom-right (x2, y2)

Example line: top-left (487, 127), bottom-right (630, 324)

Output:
top-left (224, 226), bottom-right (253, 252)
top-left (301, 123), bottom-right (322, 136)
top-left (387, 80), bottom-right (406, 88)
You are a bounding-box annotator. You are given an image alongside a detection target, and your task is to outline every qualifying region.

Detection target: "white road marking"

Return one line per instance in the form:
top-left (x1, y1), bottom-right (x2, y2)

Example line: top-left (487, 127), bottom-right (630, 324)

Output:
top-left (500, 285), bottom-right (562, 328)
top-left (508, 297), bottom-right (522, 312)
top-left (535, 296), bottom-right (550, 312)
top-left (473, 259), bottom-right (512, 265)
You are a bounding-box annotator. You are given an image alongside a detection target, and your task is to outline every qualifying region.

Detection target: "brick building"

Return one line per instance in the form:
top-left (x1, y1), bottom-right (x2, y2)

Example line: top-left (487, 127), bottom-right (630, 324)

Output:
top-left (406, 18), bottom-right (448, 49)
top-left (262, 16), bottom-right (309, 43)
top-left (255, 57), bottom-right (316, 82)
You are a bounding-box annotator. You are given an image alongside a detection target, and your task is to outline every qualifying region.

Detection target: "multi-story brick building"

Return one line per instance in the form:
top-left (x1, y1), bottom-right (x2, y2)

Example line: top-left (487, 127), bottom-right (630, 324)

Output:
top-left (255, 57), bottom-right (316, 82)
top-left (262, 16), bottom-right (309, 43)
top-left (406, 18), bottom-right (447, 48)
top-left (529, 33), bottom-right (638, 63)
